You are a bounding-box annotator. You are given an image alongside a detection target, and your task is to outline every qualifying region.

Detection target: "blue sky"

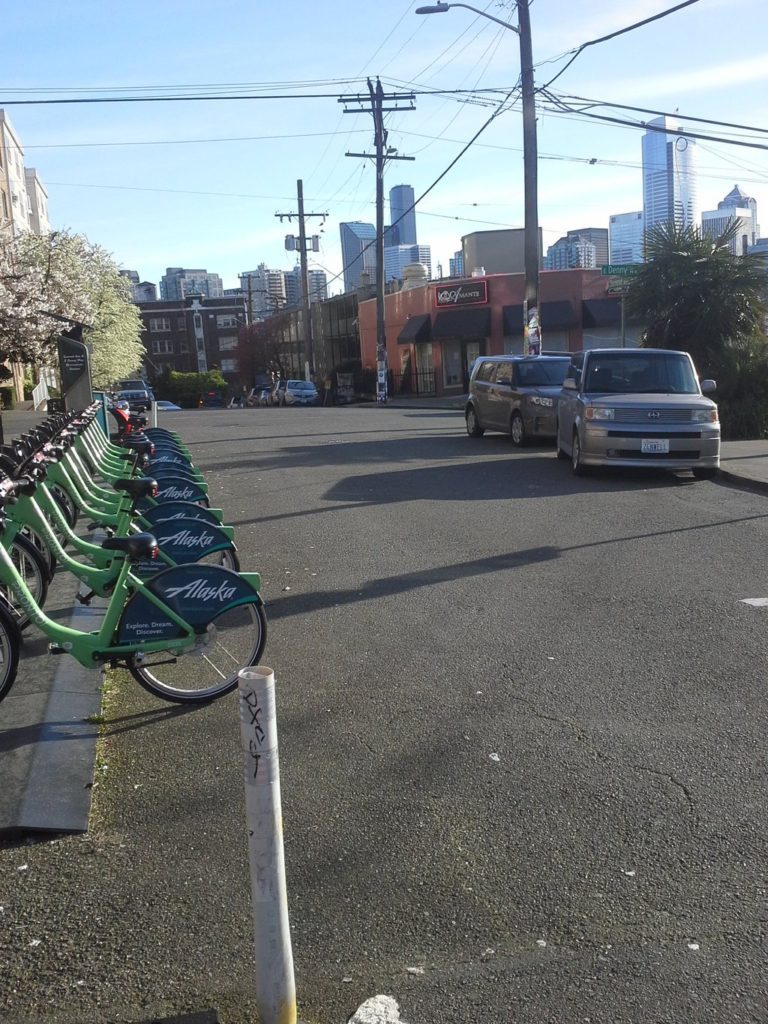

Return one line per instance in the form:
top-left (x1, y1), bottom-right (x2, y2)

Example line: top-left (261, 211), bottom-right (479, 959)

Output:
top-left (3, 0), bottom-right (767, 293)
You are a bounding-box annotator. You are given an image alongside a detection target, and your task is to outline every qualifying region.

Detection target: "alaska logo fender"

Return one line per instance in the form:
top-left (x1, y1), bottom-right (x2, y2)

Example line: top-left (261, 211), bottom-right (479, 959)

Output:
top-left (118, 564), bottom-right (261, 642)
top-left (133, 517), bottom-right (234, 577)
top-left (140, 501), bottom-right (223, 530)
top-left (138, 476), bottom-right (209, 506)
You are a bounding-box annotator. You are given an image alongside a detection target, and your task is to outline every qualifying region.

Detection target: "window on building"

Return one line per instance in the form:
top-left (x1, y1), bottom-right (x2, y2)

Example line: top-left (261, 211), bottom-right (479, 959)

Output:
top-left (220, 358), bottom-right (238, 373)
top-left (179, 337), bottom-right (189, 352)
top-left (0, 190), bottom-right (7, 219)
top-left (218, 336), bottom-right (237, 351)
top-left (216, 315), bottom-right (240, 328)
top-left (176, 317), bottom-right (186, 330)
top-left (151, 339), bottom-right (174, 355)
top-left (149, 317), bottom-right (171, 332)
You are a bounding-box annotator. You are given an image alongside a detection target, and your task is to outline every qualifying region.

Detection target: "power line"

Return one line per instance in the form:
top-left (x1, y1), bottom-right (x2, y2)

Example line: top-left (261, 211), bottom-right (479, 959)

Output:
top-left (537, 0), bottom-right (703, 92)
top-left (23, 129), bottom-right (370, 150)
top-left (541, 92), bottom-right (768, 152)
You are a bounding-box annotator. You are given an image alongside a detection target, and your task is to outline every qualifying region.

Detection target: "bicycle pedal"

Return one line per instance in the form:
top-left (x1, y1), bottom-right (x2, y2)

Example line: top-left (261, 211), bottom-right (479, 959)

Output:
top-left (75, 590), bottom-right (96, 606)
top-left (48, 642), bottom-right (72, 655)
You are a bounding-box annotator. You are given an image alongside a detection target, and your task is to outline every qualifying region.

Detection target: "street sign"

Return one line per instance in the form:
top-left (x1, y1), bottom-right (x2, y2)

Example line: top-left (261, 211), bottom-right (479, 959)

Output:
top-left (601, 264), bottom-right (640, 277)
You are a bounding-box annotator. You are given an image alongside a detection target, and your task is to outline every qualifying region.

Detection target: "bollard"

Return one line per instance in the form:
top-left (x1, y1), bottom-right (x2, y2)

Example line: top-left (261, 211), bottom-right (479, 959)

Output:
top-left (238, 667), bottom-right (297, 1024)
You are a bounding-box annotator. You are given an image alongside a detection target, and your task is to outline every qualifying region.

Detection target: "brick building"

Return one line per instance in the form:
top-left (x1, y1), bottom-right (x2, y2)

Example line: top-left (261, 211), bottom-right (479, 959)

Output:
top-left (137, 295), bottom-right (247, 388)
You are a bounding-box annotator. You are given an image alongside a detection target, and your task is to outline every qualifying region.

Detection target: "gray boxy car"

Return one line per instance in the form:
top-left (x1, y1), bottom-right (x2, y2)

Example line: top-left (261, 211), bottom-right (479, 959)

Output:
top-left (465, 355), bottom-right (571, 446)
top-left (556, 348), bottom-right (720, 478)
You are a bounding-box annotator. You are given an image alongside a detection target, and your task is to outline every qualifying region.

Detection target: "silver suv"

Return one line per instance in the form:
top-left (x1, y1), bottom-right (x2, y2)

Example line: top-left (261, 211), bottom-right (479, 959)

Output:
top-left (556, 348), bottom-right (720, 478)
top-left (465, 355), bottom-right (571, 446)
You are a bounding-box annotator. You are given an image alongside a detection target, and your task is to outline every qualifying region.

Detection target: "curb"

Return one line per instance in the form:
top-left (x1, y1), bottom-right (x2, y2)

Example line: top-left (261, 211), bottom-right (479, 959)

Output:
top-left (13, 596), bottom-right (105, 835)
top-left (716, 466), bottom-right (768, 497)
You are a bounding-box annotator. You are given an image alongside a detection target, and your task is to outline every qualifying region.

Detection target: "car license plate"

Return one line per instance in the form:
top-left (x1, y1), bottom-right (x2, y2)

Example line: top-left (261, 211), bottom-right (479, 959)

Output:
top-left (641, 439), bottom-right (670, 454)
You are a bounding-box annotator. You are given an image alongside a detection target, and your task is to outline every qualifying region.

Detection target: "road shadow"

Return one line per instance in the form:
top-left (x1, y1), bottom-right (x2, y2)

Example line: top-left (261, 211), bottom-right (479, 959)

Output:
top-left (267, 545), bottom-right (560, 621)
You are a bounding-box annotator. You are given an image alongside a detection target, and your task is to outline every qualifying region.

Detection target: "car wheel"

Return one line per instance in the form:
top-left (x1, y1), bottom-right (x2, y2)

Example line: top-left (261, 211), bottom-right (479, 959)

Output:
top-left (572, 429), bottom-right (588, 476)
top-left (465, 406), bottom-right (484, 438)
top-left (510, 412), bottom-right (526, 447)
top-left (692, 466), bottom-right (718, 481)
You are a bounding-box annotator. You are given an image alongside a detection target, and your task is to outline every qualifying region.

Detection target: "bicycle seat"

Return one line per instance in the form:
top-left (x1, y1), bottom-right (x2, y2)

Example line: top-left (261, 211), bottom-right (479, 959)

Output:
top-left (112, 477), bottom-right (158, 499)
top-left (101, 532), bottom-right (158, 561)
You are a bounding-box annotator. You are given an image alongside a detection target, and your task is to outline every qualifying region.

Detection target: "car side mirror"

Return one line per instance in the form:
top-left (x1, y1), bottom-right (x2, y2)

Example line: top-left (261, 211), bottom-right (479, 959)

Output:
top-left (700, 379), bottom-right (716, 393)
top-left (562, 377), bottom-right (577, 390)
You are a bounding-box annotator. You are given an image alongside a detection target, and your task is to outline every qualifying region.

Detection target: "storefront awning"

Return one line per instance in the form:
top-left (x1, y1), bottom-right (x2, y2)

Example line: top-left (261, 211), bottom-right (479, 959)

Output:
top-left (503, 305), bottom-right (524, 334)
top-left (541, 300), bottom-right (578, 329)
top-left (582, 298), bottom-right (622, 328)
top-left (431, 307), bottom-right (491, 339)
top-left (503, 301), bottom-right (578, 334)
top-left (397, 314), bottom-right (431, 344)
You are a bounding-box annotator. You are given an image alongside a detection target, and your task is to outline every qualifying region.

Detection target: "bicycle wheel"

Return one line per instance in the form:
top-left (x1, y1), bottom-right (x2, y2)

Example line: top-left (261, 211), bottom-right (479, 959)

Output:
top-left (0, 599), bottom-right (20, 703)
top-left (4, 535), bottom-right (49, 630)
top-left (129, 600), bottom-right (266, 704)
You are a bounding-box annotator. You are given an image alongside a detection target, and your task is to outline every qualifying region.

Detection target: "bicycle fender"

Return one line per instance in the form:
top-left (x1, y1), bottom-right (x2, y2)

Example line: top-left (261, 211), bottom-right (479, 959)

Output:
top-left (139, 501), bottom-right (228, 532)
top-left (118, 564), bottom-right (263, 643)
top-left (144, 477), bottom-right (208, 505)
top-left (134, 517), bottom-right (235, 576)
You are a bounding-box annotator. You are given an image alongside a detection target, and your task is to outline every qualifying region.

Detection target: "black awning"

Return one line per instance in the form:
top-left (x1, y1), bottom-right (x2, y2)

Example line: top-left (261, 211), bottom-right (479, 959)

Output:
top-left (541, 300), bottom-right (578, 329)
top-left (397, 313), bottom-right (431, 344)
top-left (582, 298), bottom-right (622, 328)
top-left (503, 304), bottom-right (524, 335)
top-left (431, 307), bottom-right (491, 340)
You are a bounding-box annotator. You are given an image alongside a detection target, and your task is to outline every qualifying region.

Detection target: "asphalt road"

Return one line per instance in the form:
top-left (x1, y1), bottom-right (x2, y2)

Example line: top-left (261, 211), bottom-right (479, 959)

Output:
top-left (2, 405), bottom-right (768, 1024)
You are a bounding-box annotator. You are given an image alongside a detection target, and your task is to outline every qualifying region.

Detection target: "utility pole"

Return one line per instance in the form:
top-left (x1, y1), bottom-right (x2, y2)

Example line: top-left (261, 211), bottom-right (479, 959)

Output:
top-left (341, 78), bottom-right (415, 403)
top-left (516, 0), bottom-right (541, 355)
top-left (275, 182), bottom-right (327, 379)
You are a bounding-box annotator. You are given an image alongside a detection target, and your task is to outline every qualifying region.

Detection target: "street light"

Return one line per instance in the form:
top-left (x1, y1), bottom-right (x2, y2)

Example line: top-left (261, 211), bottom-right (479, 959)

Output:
top-left (416, 1), bottom-right (541, 354)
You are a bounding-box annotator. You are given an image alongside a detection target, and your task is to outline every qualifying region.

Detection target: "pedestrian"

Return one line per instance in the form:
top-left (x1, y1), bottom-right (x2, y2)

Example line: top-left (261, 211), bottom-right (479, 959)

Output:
top-left (324, 373), bottom-right (334, 407)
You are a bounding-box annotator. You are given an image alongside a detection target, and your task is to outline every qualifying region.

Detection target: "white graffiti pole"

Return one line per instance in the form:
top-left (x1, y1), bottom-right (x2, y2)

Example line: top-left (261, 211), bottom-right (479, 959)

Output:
top-left (238, 667), bottom-right (297, 1024)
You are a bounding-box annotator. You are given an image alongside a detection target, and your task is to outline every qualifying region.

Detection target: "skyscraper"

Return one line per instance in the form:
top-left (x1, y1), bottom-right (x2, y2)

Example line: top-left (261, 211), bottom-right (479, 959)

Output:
top-left (642, 116), bottom-right (698, 233)
top-left (284, 266), bottom-right (328, 306)
top-left (160, 267), bottom-right (224, 300)
top-left (566, 228), bottom-right (608, 266)
top-left (383, 244), bottom-right (432, 283)
top-left (449, 250), bottom-right (464, 277)
top-left (389, 184), bottom-right (417, 246)
top-left (609, 212), bottom-right (644, 264)
top-left (544, 236), bottom-right (597, 271)
top-left (339, 221), bottom-right (377, 292)
top-left (239, 265), bottom-right (286, 317)
top-left (702, 185), bottom-right (759, 255)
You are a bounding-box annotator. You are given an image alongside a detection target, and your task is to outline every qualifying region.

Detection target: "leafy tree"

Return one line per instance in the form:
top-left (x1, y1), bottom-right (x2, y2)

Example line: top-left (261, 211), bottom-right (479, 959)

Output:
top-left (160, 369), bottom-right (227, 408)
top-left (236, 316), bottom-right (288, 384)
top-left (626, 220), bottom-right (768, 438)
top-left (626, 220), bottom-right (768, 373)
top-left (0, 230), bottom-right (144, 388)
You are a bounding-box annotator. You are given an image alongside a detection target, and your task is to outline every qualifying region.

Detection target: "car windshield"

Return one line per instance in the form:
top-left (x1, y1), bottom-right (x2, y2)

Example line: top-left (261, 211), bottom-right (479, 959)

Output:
top-left (289, 381), bottom-right (314, 390)
top-left (583, 352), bottom-right (699, 394)
top-left (516, 359), bottom-right (570, 387)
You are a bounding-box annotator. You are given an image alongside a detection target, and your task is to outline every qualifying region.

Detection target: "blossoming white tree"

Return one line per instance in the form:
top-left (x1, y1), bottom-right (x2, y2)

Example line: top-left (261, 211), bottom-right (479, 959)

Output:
top-left (0, 230), bottom-right (144, 389)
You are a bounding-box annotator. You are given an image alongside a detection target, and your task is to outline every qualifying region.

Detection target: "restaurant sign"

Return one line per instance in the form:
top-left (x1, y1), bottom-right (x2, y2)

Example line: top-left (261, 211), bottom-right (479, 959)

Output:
top-left (435, 280), bottom-right (488, 307)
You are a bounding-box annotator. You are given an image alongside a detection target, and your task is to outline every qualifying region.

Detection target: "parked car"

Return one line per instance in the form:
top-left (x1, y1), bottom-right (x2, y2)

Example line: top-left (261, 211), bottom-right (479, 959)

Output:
top-left (155, 399), bottom-right (182, 411)
top-left (198, 390), bottom-right (225, 408)
top-left (284, 380), bottom-right (319, 406)
top-left (465, 355), bottom-right (571, 446)
top-left (556, 348), bottom-right (720, 479)
top-left (117, 388), bottom-right (152, 412)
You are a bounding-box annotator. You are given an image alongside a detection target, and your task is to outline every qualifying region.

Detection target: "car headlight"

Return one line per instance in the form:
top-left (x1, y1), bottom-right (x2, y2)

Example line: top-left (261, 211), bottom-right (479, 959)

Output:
top-left (692, 408), bottom-right (719, 423)
top-left (585, 406), bottom-right (614, 421)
